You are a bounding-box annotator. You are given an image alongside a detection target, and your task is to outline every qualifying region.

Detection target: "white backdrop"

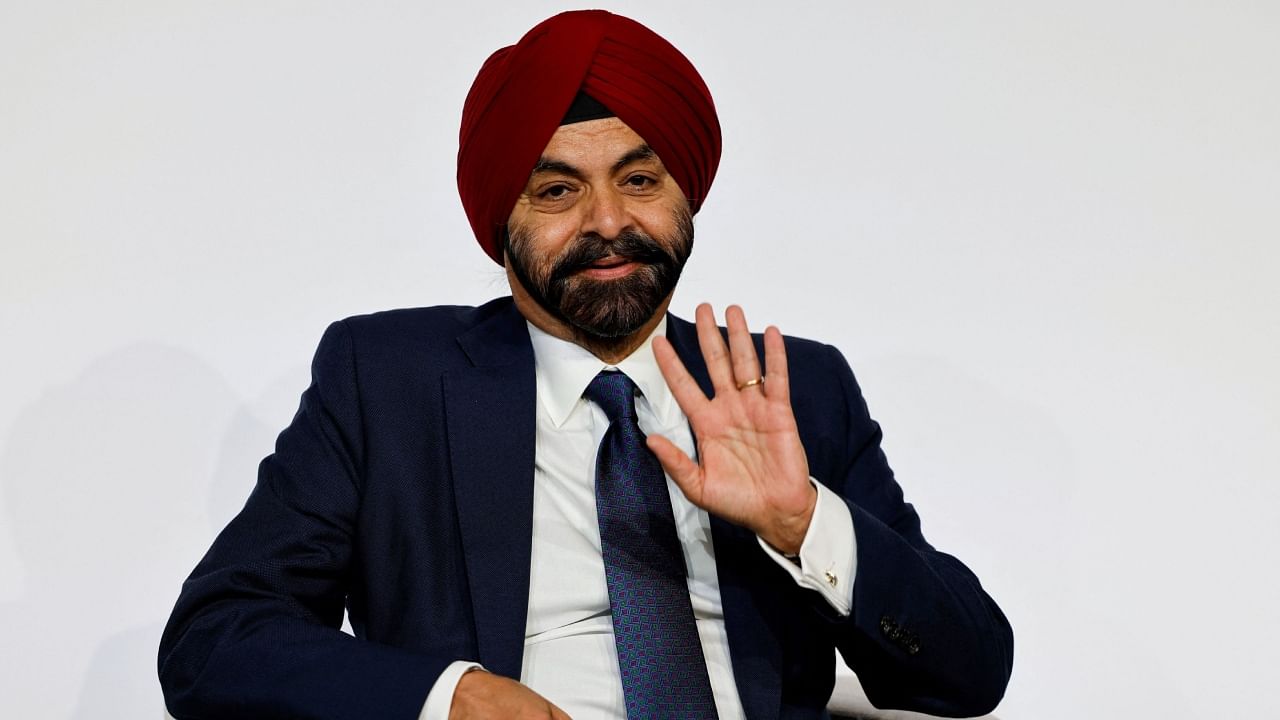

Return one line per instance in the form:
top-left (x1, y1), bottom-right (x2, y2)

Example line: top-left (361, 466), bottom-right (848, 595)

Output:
top-left (2, 1), bottom-right (1278, 718)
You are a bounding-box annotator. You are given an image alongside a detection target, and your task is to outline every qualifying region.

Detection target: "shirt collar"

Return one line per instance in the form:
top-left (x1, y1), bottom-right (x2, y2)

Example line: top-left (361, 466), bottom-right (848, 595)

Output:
top-left (527, 316), bottom-right (677, 428)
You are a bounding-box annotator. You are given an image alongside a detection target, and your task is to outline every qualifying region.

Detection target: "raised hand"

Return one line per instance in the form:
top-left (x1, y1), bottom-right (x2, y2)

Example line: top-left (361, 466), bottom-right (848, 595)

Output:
top-left (648, 303), bottom-right (816, 555)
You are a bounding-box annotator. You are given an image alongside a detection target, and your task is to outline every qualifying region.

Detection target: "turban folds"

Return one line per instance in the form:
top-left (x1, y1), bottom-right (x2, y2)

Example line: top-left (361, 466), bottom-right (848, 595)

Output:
top-left (457, 10), bottom-right (722, 265)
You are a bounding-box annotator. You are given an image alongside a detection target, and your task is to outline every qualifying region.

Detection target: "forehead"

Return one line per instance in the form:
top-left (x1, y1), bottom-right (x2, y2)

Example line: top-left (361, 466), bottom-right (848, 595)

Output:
top-left (537, 117), bottom-right (655, 166)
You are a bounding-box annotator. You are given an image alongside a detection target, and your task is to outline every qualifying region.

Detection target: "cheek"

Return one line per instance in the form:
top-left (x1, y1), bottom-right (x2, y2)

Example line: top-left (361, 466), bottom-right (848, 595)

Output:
top-left (539, 225), bottom-right (581, 261)
top-left (511, 219), bottom-right (580, 267)
top-left (633, 199), bottom-right (688, 239)
top-left (509, 200), bottom-right (580, 247)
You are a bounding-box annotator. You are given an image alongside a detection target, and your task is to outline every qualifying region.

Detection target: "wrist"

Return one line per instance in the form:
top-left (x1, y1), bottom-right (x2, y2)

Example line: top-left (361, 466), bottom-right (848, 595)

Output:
top-left (760, 481), bottom-right (817, 555)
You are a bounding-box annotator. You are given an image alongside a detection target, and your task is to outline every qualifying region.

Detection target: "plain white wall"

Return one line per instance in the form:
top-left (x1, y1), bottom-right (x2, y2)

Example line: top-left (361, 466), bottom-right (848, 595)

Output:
top-left (2, 1), bottom-right (1277, 717)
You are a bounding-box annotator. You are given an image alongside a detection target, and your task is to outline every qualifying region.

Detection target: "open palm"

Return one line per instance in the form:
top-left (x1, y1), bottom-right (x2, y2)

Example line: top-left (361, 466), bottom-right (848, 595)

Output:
top-left (648, 304), bottom-right (816, 555)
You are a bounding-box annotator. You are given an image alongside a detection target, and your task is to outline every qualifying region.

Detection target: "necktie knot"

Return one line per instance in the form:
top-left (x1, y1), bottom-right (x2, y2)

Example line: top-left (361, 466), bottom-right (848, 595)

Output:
top-left (585, 370), bottom-right (639, 423)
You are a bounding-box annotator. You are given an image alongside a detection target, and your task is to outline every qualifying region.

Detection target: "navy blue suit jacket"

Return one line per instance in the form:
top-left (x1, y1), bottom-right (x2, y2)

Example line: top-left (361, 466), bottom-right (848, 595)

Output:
top-left (159, 297), bottom-right (1012, 719)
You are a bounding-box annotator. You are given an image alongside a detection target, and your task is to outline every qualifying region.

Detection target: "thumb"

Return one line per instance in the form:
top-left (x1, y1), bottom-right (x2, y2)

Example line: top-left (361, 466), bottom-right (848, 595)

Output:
top-left (646, 433), bottom-right (703, 501)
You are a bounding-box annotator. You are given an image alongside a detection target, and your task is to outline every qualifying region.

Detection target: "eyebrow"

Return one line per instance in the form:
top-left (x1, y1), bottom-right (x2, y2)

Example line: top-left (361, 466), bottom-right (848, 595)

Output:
top-left (610, 144), bottom-right (657, 174)
top-left (529, 144), bottom-right (659, 180)
top-left (529, 158), bottom-right (583, 179)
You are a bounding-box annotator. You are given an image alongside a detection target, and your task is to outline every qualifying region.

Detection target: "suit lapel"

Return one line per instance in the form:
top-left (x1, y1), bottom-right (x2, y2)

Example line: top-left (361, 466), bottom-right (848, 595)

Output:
top-left (444, 301), bottom-right (537, 680)
top-left (666, 314), bottom-right (783, 720)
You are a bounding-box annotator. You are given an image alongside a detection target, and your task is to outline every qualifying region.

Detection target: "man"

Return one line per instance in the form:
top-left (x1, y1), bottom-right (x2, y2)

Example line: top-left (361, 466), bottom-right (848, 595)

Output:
top-left (159, 10), bottom-right (1012, 720)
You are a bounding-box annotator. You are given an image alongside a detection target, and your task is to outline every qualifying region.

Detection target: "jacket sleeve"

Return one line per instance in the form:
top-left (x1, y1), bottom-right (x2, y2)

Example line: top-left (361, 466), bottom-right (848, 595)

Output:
top-left (816, 343), bottom-right (1014, 717)
top-left (158, 320), bottom-right (450, 720)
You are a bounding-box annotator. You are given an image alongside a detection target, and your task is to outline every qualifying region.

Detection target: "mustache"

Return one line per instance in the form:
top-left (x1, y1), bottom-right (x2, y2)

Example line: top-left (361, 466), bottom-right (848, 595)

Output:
top-left (549, 230), bottom-right (676, 284)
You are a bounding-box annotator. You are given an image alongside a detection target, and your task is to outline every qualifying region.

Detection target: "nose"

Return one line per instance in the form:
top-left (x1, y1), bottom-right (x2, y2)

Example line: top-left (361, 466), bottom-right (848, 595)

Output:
top-left (580, 185), bottom-right (631, 240)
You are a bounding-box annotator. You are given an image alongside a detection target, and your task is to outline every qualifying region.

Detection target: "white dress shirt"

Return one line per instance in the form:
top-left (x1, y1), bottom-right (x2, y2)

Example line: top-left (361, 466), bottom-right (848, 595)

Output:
top-left (422, 317), bottom-right (856, 719)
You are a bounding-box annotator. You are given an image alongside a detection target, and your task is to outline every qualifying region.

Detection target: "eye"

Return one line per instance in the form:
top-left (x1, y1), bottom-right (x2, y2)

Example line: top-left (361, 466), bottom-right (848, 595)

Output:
top-left (538, 183), bottom-right (573, 200)
top-left (623, 174), bottom-right (656, 190)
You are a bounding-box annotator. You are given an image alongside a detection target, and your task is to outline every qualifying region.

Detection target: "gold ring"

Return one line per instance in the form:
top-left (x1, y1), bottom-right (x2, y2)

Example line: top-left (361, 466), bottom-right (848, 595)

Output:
top-left (737, 376), bottom-right (765, 390)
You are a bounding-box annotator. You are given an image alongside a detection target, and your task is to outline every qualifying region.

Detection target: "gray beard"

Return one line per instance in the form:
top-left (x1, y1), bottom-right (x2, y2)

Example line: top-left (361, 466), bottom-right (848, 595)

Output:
top-left (504, 210), bottom-right (693, 349)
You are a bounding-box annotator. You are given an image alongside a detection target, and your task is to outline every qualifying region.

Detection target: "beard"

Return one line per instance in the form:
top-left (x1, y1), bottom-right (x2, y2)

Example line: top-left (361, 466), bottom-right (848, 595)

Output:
top-left (505, 207), bottom-right (694, 345)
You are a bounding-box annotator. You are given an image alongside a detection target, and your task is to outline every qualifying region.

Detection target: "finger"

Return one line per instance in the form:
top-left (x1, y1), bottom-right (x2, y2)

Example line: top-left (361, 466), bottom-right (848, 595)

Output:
top-left (652, 335), bottom-right (711, 419)
top-left (695, 303), bottom-right (735, 393)
top-left (763, 325), bottom-right (791, 405)
top-left (725, 304), bottom-right (763, 390)
top-left (646, 433), bottom-right (705, 504)
top-left (548, 700), bottom-right (573, 720)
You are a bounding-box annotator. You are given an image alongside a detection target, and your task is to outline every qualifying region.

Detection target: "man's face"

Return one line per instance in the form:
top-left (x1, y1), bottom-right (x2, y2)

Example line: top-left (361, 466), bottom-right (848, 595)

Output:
top-left (505, 117), bottom-right (693, 341)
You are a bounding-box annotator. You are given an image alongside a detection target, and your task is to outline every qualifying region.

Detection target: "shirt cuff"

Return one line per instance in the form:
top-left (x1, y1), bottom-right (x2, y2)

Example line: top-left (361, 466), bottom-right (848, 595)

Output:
top-left (757, 479), bottom-right (856, 616)
top-left (420, 660), bottom-right (485, 720)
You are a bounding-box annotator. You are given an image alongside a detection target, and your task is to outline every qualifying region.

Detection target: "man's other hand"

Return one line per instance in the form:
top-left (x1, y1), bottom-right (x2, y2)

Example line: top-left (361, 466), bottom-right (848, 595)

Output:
top-left (448, 670), bottom-right (572, 720)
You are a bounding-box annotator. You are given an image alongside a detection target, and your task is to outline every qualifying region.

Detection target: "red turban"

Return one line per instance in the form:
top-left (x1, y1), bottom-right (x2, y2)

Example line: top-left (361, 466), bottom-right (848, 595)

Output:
top-left (457, 10), bottom-right (722, 265)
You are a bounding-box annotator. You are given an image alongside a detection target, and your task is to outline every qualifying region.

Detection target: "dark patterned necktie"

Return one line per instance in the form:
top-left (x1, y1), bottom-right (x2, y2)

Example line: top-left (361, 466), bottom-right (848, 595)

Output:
top-left (585, 370), bottom-right (720, 720)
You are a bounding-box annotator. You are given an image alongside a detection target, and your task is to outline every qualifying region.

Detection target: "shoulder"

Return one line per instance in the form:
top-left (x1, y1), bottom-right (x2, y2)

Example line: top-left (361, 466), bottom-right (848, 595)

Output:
top-left (339, 297), bottom-right (513, 343)
top-left (313, 296), bottom-right (519, 373)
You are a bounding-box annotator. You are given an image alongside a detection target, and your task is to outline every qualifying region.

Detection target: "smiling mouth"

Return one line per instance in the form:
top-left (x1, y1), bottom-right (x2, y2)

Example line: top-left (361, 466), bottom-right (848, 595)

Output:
top-left (591, 255), bottom-right (630, 267)
top-left (580, 256), bottom-right (640, 278)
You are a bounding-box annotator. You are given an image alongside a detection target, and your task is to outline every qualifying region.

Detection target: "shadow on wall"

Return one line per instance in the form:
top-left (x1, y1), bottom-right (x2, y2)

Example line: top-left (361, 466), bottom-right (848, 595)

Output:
top-left (0, 342), bottom-right (299, 719)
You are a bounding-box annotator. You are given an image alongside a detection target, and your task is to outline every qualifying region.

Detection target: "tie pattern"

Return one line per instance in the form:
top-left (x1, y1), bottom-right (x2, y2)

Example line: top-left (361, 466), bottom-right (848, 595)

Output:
top-left (586, 371), bottom-right (720, 720)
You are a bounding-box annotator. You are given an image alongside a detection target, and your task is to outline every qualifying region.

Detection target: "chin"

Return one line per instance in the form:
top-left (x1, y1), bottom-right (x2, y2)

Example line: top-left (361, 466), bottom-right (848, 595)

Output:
top-left (561, 276), bottom-right (664, 338)
top-left (568, 309), bottom-right (654, 339)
